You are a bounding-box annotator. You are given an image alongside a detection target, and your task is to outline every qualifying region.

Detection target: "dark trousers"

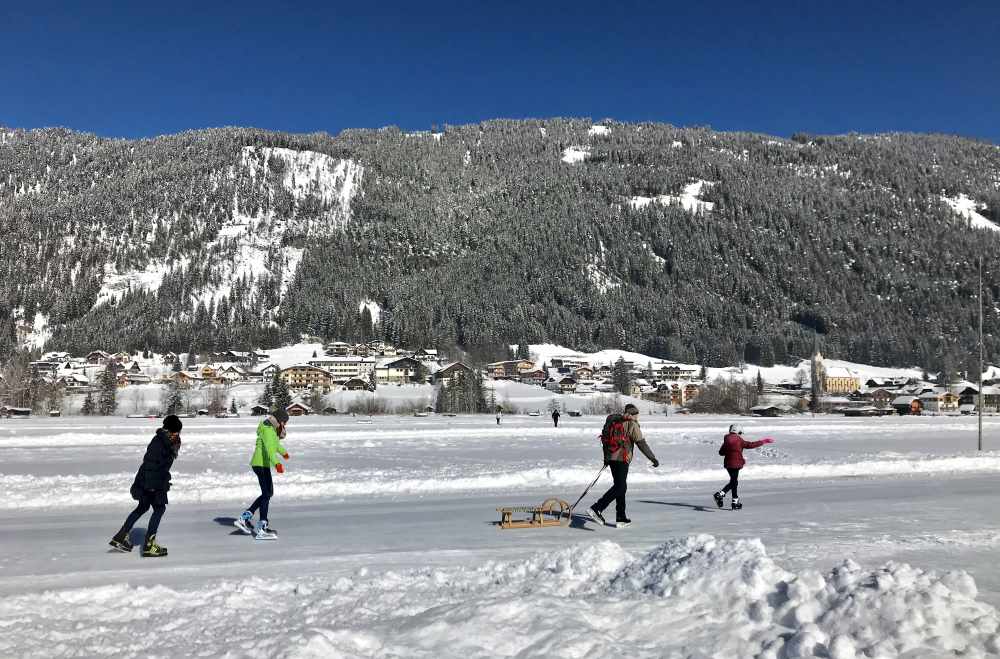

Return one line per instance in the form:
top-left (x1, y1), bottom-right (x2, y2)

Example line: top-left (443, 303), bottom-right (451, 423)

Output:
top-left (721, 467), bottom-right (741, 498)
top-left (121, 491), bottom-right (166, 538)
top-left (593, 461), bottom-right (630, 520)
top-left (249, 466), bottom-right (273, 521)
top-left (553, 418), bottom-right (559, 427)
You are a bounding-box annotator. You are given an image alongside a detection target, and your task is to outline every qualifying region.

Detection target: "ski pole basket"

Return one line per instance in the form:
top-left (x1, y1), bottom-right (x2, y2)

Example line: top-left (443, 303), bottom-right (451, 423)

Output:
top-left (496, 498), bottom-right (571, 529)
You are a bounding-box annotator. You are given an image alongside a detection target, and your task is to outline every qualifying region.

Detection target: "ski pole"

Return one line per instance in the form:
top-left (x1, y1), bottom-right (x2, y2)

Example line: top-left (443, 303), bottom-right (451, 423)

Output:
top-left (568, 464), bottom-right (607, 514)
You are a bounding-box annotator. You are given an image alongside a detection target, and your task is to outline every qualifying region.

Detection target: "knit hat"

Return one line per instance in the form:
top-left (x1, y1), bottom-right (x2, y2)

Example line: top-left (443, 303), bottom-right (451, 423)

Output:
top-left (163, 414), bottom-right (183, 433)
top-left (729, 424), bottom-right (743, 434)
top-left (623, 403), bottom-right (640, 416)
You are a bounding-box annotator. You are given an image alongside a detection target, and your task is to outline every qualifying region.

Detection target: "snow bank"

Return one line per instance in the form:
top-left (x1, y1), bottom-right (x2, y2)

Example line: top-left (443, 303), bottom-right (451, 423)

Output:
top-left (6, 452), bottom-right (1000, 510)
top-left (3, 536), bottom-right (996, 658)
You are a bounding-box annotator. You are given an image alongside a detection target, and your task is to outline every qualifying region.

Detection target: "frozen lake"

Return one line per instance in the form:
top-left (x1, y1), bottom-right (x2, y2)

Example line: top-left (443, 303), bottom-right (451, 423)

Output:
top-left (1, 413), bottom-right (998, 657)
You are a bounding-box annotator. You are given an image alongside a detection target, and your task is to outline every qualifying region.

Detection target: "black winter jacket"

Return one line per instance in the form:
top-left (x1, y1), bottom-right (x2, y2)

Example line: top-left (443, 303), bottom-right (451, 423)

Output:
top-left (130, 429), bottom-right (179, 499)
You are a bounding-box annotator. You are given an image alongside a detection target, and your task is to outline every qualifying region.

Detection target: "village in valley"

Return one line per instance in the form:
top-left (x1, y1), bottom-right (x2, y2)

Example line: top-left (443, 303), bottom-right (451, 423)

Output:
top-left (1, 337), bottom-right (995, 419)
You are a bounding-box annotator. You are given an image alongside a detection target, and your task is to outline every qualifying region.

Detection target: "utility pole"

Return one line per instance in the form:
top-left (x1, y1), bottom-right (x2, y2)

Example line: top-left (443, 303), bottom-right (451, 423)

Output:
top-left (979, 257), bottom-right (984, 452)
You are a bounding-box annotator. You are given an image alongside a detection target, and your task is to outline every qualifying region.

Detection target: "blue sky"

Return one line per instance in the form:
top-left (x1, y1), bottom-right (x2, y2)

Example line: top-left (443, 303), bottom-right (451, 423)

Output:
top-left (2, 0), bottom-right (998, 141)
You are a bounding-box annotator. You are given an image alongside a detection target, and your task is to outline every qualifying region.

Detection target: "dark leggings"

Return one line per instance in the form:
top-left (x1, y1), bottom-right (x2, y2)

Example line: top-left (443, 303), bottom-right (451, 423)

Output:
top-left (249, 466), bottom-right (273, 521)
top-left (593, 461), bottom-right (630, 520)
top-left (721, 467), bottom-right (741, 498)
top-left (121, 492), bottom-right (166, 537)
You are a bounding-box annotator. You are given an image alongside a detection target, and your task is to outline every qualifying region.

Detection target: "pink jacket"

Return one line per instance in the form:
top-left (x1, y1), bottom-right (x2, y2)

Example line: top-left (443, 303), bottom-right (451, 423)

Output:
top-left (718, 432), bottom-right (765, 469)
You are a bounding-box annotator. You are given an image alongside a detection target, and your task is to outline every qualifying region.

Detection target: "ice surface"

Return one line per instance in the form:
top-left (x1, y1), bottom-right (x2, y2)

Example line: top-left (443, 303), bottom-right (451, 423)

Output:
top-left (2, 414), bottom-right (1000, 657)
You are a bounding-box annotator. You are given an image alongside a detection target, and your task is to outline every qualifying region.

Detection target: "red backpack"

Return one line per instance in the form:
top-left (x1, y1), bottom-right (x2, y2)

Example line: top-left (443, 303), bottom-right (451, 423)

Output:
top-left (601, 414), bottom-right (631, 462)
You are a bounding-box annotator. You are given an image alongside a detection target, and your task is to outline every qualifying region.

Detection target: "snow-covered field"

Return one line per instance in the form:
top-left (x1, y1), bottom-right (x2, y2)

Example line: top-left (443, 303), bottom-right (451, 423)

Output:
top-left (2, 414), bottom-right (999, 658)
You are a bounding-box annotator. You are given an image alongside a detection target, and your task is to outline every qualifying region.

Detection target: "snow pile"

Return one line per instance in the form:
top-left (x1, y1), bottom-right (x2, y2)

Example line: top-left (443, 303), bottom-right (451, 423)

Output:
top-left (560, 146), bottom-right (590, 164)
top-left (628, 180), bottom-right (716, 214)
top-left (588, 124), bottom-right (610, 136)
top-left (942, 194), bottom-right (998, 232)
top-left (2, 536), bottom-right (995, 658)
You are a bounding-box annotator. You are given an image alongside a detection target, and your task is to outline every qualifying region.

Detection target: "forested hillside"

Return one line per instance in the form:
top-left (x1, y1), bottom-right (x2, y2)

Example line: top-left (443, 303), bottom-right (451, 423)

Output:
top-left (2, 119), bottom-right (999, 374)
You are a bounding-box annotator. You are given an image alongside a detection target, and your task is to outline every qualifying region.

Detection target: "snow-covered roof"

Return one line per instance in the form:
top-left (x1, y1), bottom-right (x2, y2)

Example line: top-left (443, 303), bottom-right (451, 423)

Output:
top-left (824, 366), bottom-right (858, 379)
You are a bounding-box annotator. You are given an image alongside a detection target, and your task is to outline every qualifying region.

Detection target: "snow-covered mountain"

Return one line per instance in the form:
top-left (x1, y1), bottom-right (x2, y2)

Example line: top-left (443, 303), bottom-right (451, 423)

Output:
top-left (2, 120), bottom-right (1000, 376)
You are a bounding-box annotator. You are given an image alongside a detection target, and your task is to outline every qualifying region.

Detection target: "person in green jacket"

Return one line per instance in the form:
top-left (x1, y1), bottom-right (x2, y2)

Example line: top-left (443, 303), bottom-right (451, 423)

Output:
top-left (235, 409), bottom-right (289, 539)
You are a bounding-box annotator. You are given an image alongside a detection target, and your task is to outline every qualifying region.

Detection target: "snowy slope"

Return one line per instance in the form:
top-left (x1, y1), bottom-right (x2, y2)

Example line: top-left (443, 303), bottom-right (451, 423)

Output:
top-left (942, 194), bottom-right (998, 232)
top-left (94, 146), bottom-right (363, 309)
top-left (628, 180), bottom-right (716, 213)
top-left (526, 343), bottom-right (927, 384)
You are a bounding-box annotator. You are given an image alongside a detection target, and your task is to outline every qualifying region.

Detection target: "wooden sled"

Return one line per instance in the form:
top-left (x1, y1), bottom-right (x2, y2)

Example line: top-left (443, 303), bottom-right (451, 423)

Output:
top-left (496, 498), bottom-right (571, 529)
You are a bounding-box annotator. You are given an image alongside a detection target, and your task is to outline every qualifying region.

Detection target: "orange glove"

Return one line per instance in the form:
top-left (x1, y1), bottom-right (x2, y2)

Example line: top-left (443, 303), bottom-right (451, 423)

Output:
top-left (282, 453), bottom-right (290, 460)
top-left (275, 463), bottom-right (284, 474)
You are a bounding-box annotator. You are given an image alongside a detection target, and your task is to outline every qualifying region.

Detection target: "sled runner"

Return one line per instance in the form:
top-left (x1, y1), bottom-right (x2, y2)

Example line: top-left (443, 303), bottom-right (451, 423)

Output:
top-left (496, 498), bottom-right (571, 529)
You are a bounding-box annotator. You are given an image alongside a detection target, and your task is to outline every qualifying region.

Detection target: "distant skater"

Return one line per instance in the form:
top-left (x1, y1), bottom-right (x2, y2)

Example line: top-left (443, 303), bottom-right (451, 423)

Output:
top-left (496, 406), bottom-right (502, 425)
top-left (236, 409), bottom-right (290, 540)
top-left (713, 424), bottom-right (773, 510)
top-left (588, 403), bottom-right (658, 528)
top-left (551, 409), bottom-right (560, 427)
top-left (109, 415), bottom-right (183, 557)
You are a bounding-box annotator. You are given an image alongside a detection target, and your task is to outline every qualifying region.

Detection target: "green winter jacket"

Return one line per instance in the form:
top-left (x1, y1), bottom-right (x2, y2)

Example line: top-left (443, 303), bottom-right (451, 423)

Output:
top-left (251, 420), bottom-right (288, 469)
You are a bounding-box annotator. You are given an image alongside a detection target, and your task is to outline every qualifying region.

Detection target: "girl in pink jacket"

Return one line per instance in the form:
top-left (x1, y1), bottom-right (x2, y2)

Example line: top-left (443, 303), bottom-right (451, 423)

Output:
top-left (713, 424), bottom-right (773, 510)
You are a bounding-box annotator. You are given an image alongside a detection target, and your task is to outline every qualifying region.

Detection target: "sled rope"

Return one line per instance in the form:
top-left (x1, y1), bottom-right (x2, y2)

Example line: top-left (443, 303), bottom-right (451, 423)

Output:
top-left (569, 464), bottom-right (607, 514)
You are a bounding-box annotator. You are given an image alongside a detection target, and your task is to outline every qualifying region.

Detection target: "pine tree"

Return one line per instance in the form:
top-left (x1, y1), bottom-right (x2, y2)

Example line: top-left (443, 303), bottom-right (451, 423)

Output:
top-left (258, 377), bottom-right (273, 408)
top-left (413, 361), bottom-right (428, 384)
top-left (367, 369), bottom-right (377, 392)
top-left (97, 366), bottom-right (117, 416)
top-left (271, 370), bottom-right (292, 412)
top-left (756, 370), bottom-right (764, 394)
top-left (81, 391), bottom-right (96, 415)
top-left (230, 398), bottom-right (238, 414)
top-left (165, 382), bottom-right (184, 415)
top-left (612, 358), bottom-right (632, 395)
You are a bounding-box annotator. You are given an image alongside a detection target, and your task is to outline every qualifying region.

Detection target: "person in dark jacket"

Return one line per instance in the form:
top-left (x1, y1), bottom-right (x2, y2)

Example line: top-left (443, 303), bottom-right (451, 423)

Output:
top-left (588, 403), bottom-right (658, 527)
top-left (109, 415), bottom-right (182, 557)
top-left (713, 424), bottom-right (773, 510)
top-left (551, 409), bottom-right (561, 427)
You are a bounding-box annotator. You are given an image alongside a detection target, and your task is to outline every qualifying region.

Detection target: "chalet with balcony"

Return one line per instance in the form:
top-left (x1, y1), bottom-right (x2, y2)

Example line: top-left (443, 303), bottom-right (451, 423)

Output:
top-left (920, 390), bottom-right (959, 414)
top-left (280, 365), bottom-right (334, 393)
top-left (343, 377), bottom-right (371, 391)
top-left (375, 357), bottom-right (421, 384)
top-left (286, 402), bottom-right (312, 416)
top-left (87, 350), bottom-right (112, 364)
top-left (433, 362), bottom-right (474, 384)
